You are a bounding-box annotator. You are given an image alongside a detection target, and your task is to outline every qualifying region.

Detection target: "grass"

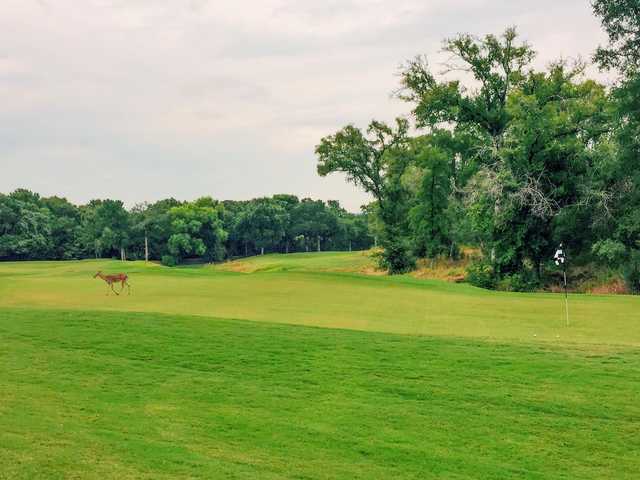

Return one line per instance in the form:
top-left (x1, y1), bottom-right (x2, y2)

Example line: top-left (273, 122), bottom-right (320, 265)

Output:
top-left (1, 252), bottom-right (639, 478)
top-left (213, 250), bottom-right (379, 274)
top-left (1, 254), bottom-right (639, 345)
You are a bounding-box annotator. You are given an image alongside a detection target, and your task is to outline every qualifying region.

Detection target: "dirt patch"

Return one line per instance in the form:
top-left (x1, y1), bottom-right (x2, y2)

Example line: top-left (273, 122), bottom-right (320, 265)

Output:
top-left (589, 278), bottom-right (628, 295)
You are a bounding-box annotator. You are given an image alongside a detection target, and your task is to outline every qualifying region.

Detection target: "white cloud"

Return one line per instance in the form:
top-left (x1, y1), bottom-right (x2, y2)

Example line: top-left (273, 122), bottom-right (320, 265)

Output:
top-left (0, 0), bottom-right (607, 210)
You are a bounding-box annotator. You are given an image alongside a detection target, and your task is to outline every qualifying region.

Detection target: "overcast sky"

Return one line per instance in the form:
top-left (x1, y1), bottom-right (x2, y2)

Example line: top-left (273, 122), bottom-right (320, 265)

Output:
top-left (1, 0), bottom-right (608, 211)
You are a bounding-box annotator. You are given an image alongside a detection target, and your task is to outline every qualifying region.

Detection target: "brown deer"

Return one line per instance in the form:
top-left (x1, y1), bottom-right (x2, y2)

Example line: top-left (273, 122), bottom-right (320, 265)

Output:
top-left (94, 271), bottom-right (131, 295)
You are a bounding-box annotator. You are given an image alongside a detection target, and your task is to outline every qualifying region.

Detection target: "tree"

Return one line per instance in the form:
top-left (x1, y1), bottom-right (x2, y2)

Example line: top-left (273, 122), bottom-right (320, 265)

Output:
top-left (465, 63), bottom-right (612, 280)
top-left (272, 194), bottom-right (300, 253)
top-left (0, 191), bottom-right (53, 260)
top-left (593, 0), bottom-right (640, 75)
top-left (316, 118), bottom-right (414, 272)
top-left (130, 198), bottom-right (181, 261)
top-left (166, 200), bottom-right (227, 264)
top-left (593, 0), bottom-right (640, 292)
top-left (407, 142), bottom-right (453, 258)
top-left (79, 199), bottom-right (131, 259)
top-left (41, 196), bottom-right (82, 259)
top-left (290, 199), bottom-right (339, 253)
top-left (234, 199), bottom-right (286, 255)
top-left (398, 28), bottom-right (535, 158)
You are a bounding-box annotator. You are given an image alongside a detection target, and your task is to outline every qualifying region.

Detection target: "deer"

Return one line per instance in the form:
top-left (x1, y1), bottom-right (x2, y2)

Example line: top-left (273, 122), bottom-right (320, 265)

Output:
top-left (94, 271), bottom-right (131, 295)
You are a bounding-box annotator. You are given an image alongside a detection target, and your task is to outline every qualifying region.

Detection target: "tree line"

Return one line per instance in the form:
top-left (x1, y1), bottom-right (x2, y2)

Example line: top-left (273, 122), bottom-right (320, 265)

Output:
top-left (315, 1), bottom-right (640, 292)
top-left (0, 190), bottom-right (373, 265)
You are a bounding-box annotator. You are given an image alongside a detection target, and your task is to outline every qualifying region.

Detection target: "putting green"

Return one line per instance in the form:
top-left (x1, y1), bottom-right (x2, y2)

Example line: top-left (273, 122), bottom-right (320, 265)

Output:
top-left (0, 254), bottom-right (638, 346)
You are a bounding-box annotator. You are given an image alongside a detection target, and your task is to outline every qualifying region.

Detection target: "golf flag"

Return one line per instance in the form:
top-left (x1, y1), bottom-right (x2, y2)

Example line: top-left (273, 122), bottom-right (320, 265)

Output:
top-left (554, 245), bottom-right (565, 266)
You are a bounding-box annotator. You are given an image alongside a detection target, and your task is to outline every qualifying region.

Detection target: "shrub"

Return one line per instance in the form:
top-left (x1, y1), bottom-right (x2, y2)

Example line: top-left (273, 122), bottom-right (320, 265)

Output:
top-left (374, 238), bottom-right (416, 274)
top-left (161, 254), bottom-right (177, 267)
top-left (592, 239), bottom-right (627, 266)
top-left (466, 260), bottom-right (496, 289)
top-left (623, 250), bottom-right (640, 294)
top-left (496, 272), bottom-right (538, 292)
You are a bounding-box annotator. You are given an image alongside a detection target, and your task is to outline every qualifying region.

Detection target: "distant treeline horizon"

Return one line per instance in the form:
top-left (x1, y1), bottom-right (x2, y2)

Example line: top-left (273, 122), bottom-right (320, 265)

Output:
top-left (0, 189), bottom-right (374, 265)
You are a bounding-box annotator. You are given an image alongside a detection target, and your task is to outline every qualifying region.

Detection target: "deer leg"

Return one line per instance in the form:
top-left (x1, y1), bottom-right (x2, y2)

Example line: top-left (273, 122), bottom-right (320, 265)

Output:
top-left (111, 283), bottom-right (119, 296)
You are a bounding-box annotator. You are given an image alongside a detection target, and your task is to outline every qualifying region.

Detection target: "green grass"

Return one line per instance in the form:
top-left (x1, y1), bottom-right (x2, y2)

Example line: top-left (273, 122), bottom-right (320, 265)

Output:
top-left (1, 253), bottom-right (639, 478)
top-left (213, 250), bottom-right (377, 273)
top-left (1, 255), bottom-right (639, 345)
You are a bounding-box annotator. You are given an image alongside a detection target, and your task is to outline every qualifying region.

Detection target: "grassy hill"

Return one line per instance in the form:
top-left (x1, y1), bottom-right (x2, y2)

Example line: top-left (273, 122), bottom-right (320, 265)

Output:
top-left (1, 253), bottom-right (639, 478)
top-left (213, 250), bottom-right (379, 274)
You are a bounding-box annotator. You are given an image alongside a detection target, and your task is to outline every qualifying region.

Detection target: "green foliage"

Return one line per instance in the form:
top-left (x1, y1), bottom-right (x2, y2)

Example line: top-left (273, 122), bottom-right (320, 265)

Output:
top-left (0, 189), bottom-right (373, 263)
top-left (399, 27), bottom-right (535, 152)
top-left (234, 199), bottom-right (286, 254)
top-left (593, 0), bottom-right (640, 74)
top-left (0, 191), bottom-right (53, 260)
top-left (592, 239), bottom-right (627, 266)
top-left (167, 200), bottom-right (227, 264)
top-left (316, 119), bottom-right (412, 273)
top-left (160, 254), bottom-right (177, 267)
top-left (496, 271), bottom-right (539, 292)
top-left (408, 142), bottom-right (453, 258)
top-left (623, 250), bottom-right (640, 294)
top-left (466, 260), bottom-right (497, 290)
top-left (374, 235), bottom-right (416, 274)
top-left (80, 199), bottom-right (130, 258)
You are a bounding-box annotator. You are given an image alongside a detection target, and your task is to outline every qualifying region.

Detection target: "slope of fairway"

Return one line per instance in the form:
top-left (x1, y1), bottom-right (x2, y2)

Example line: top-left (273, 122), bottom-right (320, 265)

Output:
top-left (0, 256), bottom-right (639, 345)
top-left (213, 251), bottom-right (379, 274)
top-left (1, 309), bottom-right (639, 479)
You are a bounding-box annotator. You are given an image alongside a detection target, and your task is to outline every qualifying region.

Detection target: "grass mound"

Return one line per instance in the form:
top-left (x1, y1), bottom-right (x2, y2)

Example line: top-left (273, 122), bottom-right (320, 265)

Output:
top-left (213, 250), bottom-right (380, 274)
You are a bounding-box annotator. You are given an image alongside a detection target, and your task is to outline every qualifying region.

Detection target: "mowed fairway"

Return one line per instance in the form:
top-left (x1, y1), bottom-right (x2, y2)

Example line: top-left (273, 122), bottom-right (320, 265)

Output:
top-left (1, 253), bottom-right (639, 478)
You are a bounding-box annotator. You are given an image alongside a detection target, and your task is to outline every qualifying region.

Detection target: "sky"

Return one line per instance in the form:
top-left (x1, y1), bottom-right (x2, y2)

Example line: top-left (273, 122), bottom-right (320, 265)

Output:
top-left (0, 0), bottom-right (609, 211)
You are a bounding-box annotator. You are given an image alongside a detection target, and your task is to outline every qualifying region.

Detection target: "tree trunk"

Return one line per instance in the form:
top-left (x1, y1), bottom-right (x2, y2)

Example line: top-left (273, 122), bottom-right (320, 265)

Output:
top-left (120, 247), bottom-right (125, 262)
top-left (144, 231), bottom-right (149, 263)
top-left (317, 236), bottom-right (321, 252)
top-left (244, 241), bottom-right (248, 257)
top-left (285, 242), bottom-right (289, 254)
top-left (349, 240), bottom-right (352, 252)
top-left (261, 247), bottom-right (264, 255)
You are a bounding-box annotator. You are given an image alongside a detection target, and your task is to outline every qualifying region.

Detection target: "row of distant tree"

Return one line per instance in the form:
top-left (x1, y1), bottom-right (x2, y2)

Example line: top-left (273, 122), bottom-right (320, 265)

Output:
top-left (0, 189), bottom-right (374, 265)
top-left (315, 1), bottom-right (640, 292)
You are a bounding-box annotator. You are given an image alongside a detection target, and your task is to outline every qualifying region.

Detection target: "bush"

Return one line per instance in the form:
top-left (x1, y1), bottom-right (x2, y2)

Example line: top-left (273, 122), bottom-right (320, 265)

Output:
top-left (375, 238), bottom-right (416, 274)
top-left (592, 239), bottom-right (627, 266)
top-left (466, 260), bottom-right (496, 289)
top-left (161, 254), bottom-right (177, 267)
top-left (496, 272), bottom-right (538, 292)
top-left (623, 250), bottom-right (640, 294)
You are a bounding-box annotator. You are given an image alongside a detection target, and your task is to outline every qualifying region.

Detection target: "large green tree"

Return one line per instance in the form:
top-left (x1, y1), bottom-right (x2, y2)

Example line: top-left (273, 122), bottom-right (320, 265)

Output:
top-left (316, 118), bottom-right (414, 272)
top-left (399, 28), bottom-right (535, 159)
top-left (465, 63), bottom-right (612, 281)
top-left (166, 200), bottom-right (227, 264)
top-left (80, 199), bottom-right (131, 259)
top-left (593, 0), bottom-right (640, 291)
top-left (234, 199), bottom-right (287, 255)
top-left (0, 190), bottom-right (53, 260)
